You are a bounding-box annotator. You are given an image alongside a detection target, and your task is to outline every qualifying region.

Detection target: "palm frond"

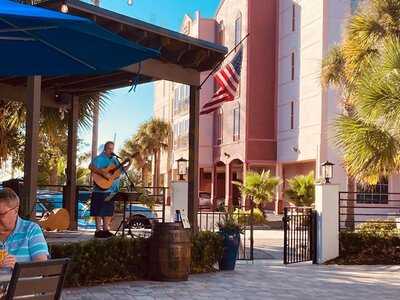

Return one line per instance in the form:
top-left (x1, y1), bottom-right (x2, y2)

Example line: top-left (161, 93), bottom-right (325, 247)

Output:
top-left (335, 114), bottom-right (400, 184)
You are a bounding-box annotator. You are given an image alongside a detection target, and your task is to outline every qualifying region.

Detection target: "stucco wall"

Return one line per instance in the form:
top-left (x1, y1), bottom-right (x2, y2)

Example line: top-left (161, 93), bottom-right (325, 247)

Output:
top-left (246, 0), bottom-right (278, 162)
top-left (214, 0), bottom-right (248, 165)
top-left (277, 0), bottom-right (324, 164)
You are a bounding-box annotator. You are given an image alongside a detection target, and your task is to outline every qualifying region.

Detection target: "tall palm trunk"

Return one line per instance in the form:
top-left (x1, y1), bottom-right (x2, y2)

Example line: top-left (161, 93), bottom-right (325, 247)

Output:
top-left (49, 166), bottom-right (58, 186)
top-left (152, 150), bottom-right (160, 187)
top-left (345, 176), bottom-right (355, 230)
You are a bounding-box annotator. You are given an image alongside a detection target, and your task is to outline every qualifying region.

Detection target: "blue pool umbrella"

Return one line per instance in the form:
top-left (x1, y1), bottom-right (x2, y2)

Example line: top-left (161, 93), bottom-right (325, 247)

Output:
top-left (0, 0), bottom-right (159, 76)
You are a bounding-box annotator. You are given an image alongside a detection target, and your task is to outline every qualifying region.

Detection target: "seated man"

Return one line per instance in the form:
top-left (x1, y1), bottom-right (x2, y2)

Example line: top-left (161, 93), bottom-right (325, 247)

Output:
top-left (0, 188), bottom-right (48, 269)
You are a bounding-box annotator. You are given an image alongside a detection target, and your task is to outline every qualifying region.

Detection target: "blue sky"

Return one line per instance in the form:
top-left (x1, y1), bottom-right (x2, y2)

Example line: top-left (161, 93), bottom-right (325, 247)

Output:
top-left (80, 0), bottom-right (220, 153)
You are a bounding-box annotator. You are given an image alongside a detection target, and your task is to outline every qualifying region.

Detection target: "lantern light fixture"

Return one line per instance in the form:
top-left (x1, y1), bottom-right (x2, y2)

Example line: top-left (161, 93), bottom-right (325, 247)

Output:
top-left (176, 157), bottom-right (188, 181)
top-left (321, 161), bottom-right (334, 184)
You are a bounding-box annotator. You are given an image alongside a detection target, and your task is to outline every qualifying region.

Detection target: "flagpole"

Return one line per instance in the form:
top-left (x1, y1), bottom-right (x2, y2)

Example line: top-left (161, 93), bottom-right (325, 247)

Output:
top-left (198, 33), bottom-right (249, 90)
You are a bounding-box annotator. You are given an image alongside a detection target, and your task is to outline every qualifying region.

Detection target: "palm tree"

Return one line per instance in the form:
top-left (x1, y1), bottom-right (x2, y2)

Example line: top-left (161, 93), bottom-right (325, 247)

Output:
top-left (0, 92), bottom-right (108, 184)
top-left (135, 118), bottom-right (171, 187)
top-left (233, 171), bottom-right (281, 209)
top-left (119, 137), bottom-right (151, 185)
top-left (322, 0), bottom-right (400, 184)
top-left (284, 172), bottom-right (315, 207)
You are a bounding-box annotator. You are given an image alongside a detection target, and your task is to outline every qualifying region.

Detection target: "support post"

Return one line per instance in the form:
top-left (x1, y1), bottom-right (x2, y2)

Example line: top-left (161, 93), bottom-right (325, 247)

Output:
top-left (225, 163), bottom-right (231, 207)
top-left (315, 183), bottom-right (340, 264)
top-left (188, 86), bottom-right (200, 230)
top-left (23, 76), bottom-right (41, 218)
top-left (90, 97), bottom-right (99, 185)
top-left (65, 95), bottom-right (79, 230)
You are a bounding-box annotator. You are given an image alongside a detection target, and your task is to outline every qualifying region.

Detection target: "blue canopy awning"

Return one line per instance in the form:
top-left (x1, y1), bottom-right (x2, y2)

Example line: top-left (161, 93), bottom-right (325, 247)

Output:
top-left (0, 0), bottom-right (159, 76)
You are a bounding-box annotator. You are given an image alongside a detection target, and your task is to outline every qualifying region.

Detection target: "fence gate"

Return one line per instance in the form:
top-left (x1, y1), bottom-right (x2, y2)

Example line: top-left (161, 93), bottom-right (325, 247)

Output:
top-left (283, 207), bottom-right (317, 264)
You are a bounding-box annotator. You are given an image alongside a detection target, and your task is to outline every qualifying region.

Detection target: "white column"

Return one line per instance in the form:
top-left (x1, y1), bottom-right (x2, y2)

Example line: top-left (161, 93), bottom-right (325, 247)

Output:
top-left (225, 163), bottom-right (231, 206)
top-left (171, 181), bottom-right (188, 222)
top-left (315, 183), bottom-right (339, 264)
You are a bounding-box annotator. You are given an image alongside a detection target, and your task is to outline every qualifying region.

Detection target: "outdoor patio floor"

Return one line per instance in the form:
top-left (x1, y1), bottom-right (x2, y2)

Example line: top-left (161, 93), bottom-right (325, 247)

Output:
top-left (61, 260), bottom-right (400, 300)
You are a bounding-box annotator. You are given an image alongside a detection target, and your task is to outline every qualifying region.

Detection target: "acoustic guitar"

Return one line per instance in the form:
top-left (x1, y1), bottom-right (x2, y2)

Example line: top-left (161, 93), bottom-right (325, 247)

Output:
top-left (39, 208), bottom-right (70, 231)
top-left (92, 158), bottom-right (131, 190)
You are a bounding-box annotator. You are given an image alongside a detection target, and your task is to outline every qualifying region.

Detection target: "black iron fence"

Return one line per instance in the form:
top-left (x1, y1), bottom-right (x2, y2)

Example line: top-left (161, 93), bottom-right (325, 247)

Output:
top-left (283, 207), bottom-right (316, 264)
top-left (339, 192), bottom-right (400, 231)
top-left (197, 206), bottom-right (254, 261)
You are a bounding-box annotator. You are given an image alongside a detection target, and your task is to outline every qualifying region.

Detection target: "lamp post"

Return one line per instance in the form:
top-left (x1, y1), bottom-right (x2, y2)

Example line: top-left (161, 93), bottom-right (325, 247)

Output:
top-left (176, 157), bottom-right (188, 181)
top-left (321, 161), bottom-right (334, 184)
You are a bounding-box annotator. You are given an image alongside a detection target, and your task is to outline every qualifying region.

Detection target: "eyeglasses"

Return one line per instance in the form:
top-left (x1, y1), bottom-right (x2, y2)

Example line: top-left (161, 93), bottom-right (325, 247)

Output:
top-left (0, 205), bottom-right (18, 217)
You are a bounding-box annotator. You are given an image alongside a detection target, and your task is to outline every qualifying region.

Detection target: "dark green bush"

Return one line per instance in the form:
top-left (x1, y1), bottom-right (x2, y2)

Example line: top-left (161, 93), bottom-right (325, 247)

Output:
top-left (357, 220), bottom-right (397, 236)
top-left (337, 225), bottom-right (400, 264)
top-left (191, 231), bottom-right (223, 273)
top-left (50, 237), bottom-right (148, 287)
top-left (50, 231), bottom-right (223, 287)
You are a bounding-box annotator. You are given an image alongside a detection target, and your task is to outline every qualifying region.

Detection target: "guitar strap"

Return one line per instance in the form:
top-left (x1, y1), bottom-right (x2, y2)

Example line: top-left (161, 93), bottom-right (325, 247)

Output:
top-left (104, 192), bottom-right (116, 202)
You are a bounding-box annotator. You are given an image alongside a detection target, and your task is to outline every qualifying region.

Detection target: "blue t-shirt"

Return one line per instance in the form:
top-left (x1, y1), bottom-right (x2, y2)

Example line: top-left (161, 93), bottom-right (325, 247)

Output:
top-left (92, 152), bottom-right (121, 193)
top-left (2, 217), bottom-right (49, 262)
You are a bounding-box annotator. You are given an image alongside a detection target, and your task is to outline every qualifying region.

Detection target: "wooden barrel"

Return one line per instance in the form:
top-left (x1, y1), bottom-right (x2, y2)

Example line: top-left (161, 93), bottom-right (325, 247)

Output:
top-left (150, 222), bottom-right (191, 281)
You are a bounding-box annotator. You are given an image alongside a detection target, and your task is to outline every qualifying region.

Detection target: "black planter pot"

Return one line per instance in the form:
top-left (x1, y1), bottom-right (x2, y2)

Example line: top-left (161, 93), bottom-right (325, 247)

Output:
top-left (218, 229), bottom-right (240, 270)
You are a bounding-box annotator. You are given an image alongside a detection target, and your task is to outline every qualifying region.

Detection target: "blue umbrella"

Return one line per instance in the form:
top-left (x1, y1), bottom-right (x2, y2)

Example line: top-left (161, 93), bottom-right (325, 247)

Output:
top-left (0, 0), bottom-right (159, 76)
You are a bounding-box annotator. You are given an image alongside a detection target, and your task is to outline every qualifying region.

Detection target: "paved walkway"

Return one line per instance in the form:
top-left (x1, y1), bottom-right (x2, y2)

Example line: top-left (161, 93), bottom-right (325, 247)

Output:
top-left (61, 261), bottom-right (400, 300)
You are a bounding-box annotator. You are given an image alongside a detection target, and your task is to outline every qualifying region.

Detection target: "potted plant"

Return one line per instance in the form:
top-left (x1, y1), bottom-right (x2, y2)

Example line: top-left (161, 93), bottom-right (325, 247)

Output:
top-left (217, 213), bottom-right (243, 271)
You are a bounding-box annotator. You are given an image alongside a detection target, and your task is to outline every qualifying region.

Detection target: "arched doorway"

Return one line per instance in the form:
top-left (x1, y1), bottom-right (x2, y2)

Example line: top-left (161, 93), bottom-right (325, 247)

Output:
top-left (213, 161), bottom-right (226, 209)
top-left (229, 159), bottom-right (244, 208)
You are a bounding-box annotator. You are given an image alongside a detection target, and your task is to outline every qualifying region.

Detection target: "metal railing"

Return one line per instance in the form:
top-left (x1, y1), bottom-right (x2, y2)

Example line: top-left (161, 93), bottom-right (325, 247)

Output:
top-left (33, 184), bottom-right (168, 232)
top-left (197, 205), bottom-right (254, 261)
top-left (339, 192), bottom-right (400, 231)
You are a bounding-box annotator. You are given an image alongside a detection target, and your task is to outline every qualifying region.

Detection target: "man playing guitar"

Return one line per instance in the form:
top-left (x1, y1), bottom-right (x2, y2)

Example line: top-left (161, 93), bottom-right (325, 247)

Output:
top-left (89, 141), bottom-right (131, 238)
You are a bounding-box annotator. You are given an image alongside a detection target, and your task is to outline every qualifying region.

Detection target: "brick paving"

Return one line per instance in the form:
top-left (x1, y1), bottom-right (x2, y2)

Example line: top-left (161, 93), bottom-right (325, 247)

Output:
top-left (61, 260), bottom-right (400, 300)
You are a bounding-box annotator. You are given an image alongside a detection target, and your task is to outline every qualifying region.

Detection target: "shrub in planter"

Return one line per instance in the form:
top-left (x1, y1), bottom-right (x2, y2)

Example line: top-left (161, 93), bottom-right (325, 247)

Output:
top-left (50, 232), bottom-right (224, 287)
top-left (217, 214), bottom-right (243, 271)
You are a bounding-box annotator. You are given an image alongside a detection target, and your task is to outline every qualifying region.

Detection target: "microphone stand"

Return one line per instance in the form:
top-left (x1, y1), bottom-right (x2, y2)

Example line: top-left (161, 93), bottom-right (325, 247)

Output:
top-left (113, 155), bottom-right (136, 238)
top-left (114, 155), bottom-right (135, 192)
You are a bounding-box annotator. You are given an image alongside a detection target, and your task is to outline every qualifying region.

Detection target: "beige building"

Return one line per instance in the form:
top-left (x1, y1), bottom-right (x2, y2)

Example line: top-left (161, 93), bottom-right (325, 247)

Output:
top-left (154, 12), bottom-right (216, 197)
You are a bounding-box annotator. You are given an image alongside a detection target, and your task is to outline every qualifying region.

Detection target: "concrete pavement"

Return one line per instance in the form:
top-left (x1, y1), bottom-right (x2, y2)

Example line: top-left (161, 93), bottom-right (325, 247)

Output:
top-left (61, 260), bottom-right (400, 300)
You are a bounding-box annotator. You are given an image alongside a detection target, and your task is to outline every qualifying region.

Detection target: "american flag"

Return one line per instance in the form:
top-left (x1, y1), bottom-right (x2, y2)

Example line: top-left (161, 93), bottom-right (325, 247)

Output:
top-left (200, 46), bottom-right (243, 115)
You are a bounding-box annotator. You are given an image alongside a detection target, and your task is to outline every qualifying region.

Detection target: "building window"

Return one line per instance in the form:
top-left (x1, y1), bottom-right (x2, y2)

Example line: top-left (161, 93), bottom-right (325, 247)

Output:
top-left (173, 118), bottom-right (189, 149)
top-left (183, 21), bottom-right (191, 35)
top-left (356, 177), bottom-right (389, 204)
top-left (233, 106), bottom-right (240, 141)
top-left (292, 4), bottom-right (296, 32)
top-left (173, 85), bottom-right (189, 115)
top-left (217, 21), bottom-right (225, 46)
top-left (291, 51), bottom-right (295, 81)
top-left (235, 13), bottom-right (242, 47)
top-left (214, 109), bottom-right (223, 145)
top-left (290, 101), bottom-right (294, 130)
